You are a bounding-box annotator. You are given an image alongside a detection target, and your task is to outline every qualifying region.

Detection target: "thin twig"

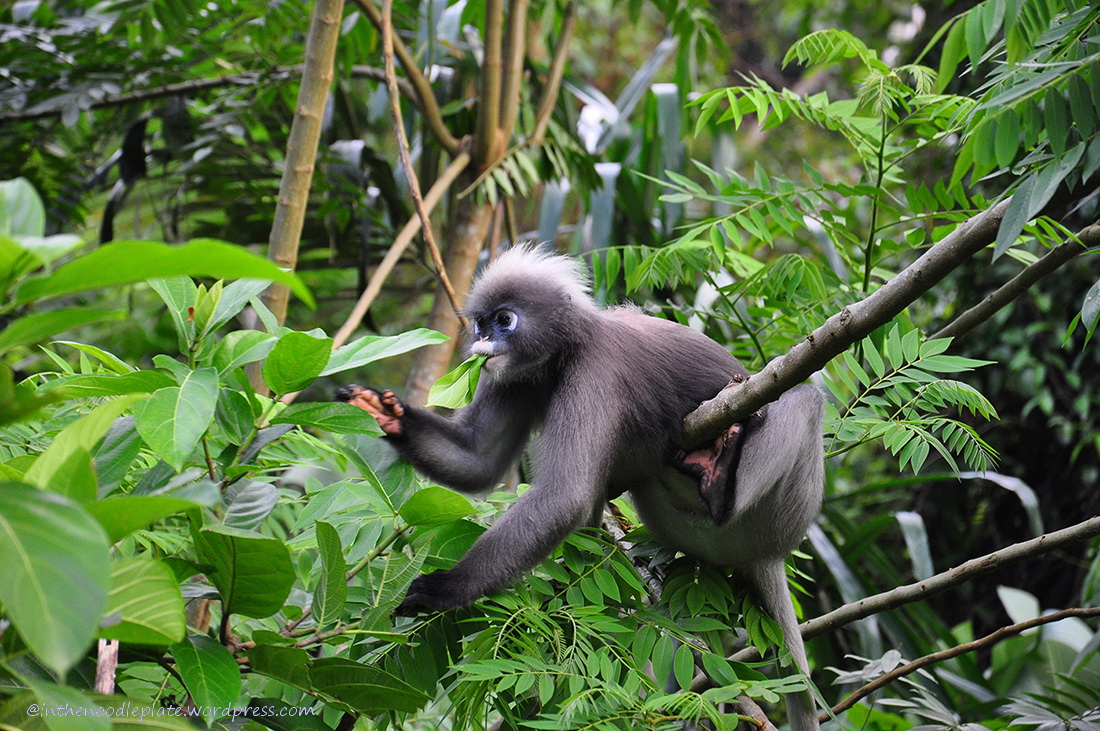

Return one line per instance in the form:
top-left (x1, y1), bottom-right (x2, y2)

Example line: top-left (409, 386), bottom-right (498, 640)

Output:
top-left (530, 2), bottom-right (577, 146)
top-left (828, 607), bottom-right (1100, 718)
top-left (278, 150), bottom-right (470, 408)
top-left (932, 222), bottom-right (1100, 340)
top-left (351, 0), bottom-right (460, 154)
top-left (381, 0), bottom-right (467, 328)
top-left (334, 152), bottom-right (471, 348)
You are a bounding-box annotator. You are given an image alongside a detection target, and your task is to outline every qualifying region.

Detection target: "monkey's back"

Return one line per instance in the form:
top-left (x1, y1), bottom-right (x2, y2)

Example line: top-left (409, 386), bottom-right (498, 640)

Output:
top-left (587, 308), bottom-right (748, 489)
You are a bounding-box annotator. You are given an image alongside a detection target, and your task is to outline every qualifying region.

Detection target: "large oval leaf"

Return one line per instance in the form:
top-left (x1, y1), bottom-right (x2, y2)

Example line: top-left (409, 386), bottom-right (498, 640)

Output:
top-left (133, 368), bottom-right (218, 471)
top-left (171, 635), bottom-right (241, 724)
top-left (263, 332), bottom-right (332, 394)
top-left (320, 329), bottom-right (449, 376)
top-left (193, 525), bottom-right (294, 619)
top-left (271, 402), bottom-right (383, 436)
top-left (14, 239), bottom-right (313, 307)
top-left (0, 484), bottom-right (111, 674)
top-left (100, 557), bottom-right (185, 645)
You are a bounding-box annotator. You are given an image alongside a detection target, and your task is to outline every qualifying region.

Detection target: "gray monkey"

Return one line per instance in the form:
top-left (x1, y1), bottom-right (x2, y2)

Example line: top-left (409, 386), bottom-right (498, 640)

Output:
top-left (337, 245), bottom-right (824, 730)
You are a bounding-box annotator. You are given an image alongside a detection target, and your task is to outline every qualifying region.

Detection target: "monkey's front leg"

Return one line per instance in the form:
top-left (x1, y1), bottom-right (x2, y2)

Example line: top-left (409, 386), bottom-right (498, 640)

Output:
top-left (335, 384), bottom-right (404, 436)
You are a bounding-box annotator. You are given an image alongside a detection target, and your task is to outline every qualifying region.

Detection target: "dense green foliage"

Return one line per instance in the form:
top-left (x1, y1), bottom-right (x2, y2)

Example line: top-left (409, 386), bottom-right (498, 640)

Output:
top-left (1, 0), bottom-right (1099, 729)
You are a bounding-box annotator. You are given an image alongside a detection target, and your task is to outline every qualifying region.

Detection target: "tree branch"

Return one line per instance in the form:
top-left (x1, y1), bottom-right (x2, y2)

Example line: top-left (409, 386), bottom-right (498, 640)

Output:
top-left (0, 66), bottom-right (415, 124)
top-left (680, 198), bottom-right (1012, 448)
top-left (351, 0), bottom-right (461, 155)
top-left (498, 0), bottom-right (529, 139)
top-left (827, 606), bottom-right (1100, 719)
top-left (331, 151), bottom-right (471, 349)
top-left (730, 514), bottom-right (1100, 663)
top-left (381, 0), bottom-right (466, 328)
top-left (260, 0), bottom-right (345, 330)
top-left (278, 150), bottom-right (471, 408)
top-left (473, 0), bottom-right (505, 167)
top-left (530, 2), bottom-right (577, 147)
top-left (932, 222), bottom-right (1100, 340)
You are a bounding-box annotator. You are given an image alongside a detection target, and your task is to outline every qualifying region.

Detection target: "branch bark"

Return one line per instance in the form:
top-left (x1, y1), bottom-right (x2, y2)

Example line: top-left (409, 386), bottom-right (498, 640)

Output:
top-left (351, 0), bottom-right (461, 154)
top-left (730, 514), bottom-right (1100, 663)
top-left (260, 0), bottom-right (345, 331)
top-left (827, 606), bottom-right (1100, 719)
top-left (0, 66), bottom-right (414, 124)
top-left (474, 0), bottom-right (505, 167)
top-left (932, 222), bottom-right (1100, 340)
top-left (680, 198), bottom-right (1012, 448)
top-left (498, 0), bottom-right (530, 139)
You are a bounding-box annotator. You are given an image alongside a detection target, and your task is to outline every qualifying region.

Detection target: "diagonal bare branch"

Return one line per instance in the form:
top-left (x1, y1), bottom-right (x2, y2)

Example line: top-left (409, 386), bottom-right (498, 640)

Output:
top-left (352, 0), bottom-right (461, 155)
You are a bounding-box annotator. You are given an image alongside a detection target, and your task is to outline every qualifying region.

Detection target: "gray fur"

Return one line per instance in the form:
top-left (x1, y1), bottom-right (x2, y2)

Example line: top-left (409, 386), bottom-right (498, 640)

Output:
top-left (375, 246), bottom-right (824, 731)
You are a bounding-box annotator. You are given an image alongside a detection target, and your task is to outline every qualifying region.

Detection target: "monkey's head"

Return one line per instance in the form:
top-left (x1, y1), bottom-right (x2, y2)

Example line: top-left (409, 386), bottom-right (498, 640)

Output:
top-left (464, 245), bottom-right (597, 383)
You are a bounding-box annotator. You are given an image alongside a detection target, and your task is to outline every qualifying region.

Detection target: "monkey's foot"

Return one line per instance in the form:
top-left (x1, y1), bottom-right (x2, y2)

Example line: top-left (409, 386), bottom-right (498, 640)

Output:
top-left (334, 384), bottom-right (404, 436)
top-left (396, 571), bottom-right (471, 616)
top-left (673, 422), bottom-right (746, 525)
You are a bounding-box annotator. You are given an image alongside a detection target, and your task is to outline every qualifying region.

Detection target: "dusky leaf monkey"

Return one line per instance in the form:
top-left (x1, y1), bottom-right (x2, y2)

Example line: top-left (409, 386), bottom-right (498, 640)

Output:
top-left (337, 245), bottom-right (824, 730)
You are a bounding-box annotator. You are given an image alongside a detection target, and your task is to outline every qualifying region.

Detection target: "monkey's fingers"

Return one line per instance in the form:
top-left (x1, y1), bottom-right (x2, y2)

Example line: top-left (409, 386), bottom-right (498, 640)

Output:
top-left (396, 572), bottom-right (466, 615)
top-left (334, 384), bottom-right (404, 436)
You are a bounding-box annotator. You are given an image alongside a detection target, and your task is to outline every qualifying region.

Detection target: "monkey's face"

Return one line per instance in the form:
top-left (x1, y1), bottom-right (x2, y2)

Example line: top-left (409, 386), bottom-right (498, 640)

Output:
top-left (469, 305), bottom-right (551, 382)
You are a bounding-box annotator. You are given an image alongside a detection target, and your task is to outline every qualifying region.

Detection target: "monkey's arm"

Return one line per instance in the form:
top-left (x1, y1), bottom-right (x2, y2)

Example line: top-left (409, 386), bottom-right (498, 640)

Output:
top-left (398, 409), bottom-right (612, 614)
top-left (336, 384), bottom-right (532, 493)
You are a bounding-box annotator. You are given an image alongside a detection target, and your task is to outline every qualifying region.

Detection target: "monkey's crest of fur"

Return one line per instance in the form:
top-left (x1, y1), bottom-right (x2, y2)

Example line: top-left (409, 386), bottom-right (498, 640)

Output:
top-left (467, 244), bottom-right (596, 314)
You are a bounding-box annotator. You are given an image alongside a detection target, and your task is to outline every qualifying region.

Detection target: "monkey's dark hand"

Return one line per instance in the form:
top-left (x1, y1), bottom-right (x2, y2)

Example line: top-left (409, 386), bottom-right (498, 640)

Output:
top-left (335, 384), bottom-right (404, 437)
top-left (396, 570), bottom-right (473, 616)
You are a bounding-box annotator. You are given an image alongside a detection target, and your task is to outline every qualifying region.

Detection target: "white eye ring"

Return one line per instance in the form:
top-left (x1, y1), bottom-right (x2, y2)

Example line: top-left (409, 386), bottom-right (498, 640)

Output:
top-left (494, 309), bottom-right (518, 332)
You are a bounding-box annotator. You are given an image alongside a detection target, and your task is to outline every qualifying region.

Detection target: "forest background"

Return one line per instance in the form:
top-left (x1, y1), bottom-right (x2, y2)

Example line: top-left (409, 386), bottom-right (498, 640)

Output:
top-left (1, 0), bottom-right (1099, 729)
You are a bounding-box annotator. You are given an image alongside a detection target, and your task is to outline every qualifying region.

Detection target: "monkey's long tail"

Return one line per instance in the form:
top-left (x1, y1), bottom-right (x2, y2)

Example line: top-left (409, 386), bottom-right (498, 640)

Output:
top-left (749, 560), bottom-right (820, 731)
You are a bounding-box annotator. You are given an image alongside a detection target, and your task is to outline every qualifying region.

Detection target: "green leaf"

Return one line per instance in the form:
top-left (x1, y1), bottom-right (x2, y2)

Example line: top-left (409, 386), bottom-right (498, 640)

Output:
top-left (85, 494), bottom-right (206, 543)
top-left (312, 521), bottom-right (347, 627)
top-left (0, 484), bottom-right (111, 674)
top-left (398, 486), bottom-right (476, 528)
top-left (271, 401), bottom-right (383, 436)
top-left (149, 276), bottom-right (198, 350)
top-left (25, 680), bottom-right (109, 731)
top-left (43, 370), bottom-right (176, 398)
top-left (994, 174), bottom-right (1037, 259)
top-left (321, 329), bottom-right (449, 376)
top-left (206, 278), bottom-right (272, 335)
top-left (51, 340), bottom-right (133, 374)
top-left (426, 355), bottom-right (486, 409)
top-left (0, 309), bottom-right (125, 354)
top-left (14, 239), bottom-right (313, 307)
top-left (993, 112), bottom-right (1019, 168)
top-left (222, 480), bottom-right (278, 530)
top-left (673, 643), bottom-right (695, 690)
top-left (100, 557), bottom-right (186, 645)
top-left (263, 332), bottom-right (333, 394)
top-left (133, 368), bottom-right (219, 471)
top-left (23, 395), bottom-right (144, 492)
top-left (215, 389), bottom-right (255, 444)
top-left (211, 330), bottom-right (278, 374)
top-left (0, 177), bottom-right (46, 238)
top-left (309, 657), bottom-right (431, 714)
top-left (171, 635), bottom-right (241, 725)
top-left (248, 645), bottom-right (314, 691)
top-left (194, 525), bottom-right (294, 618)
